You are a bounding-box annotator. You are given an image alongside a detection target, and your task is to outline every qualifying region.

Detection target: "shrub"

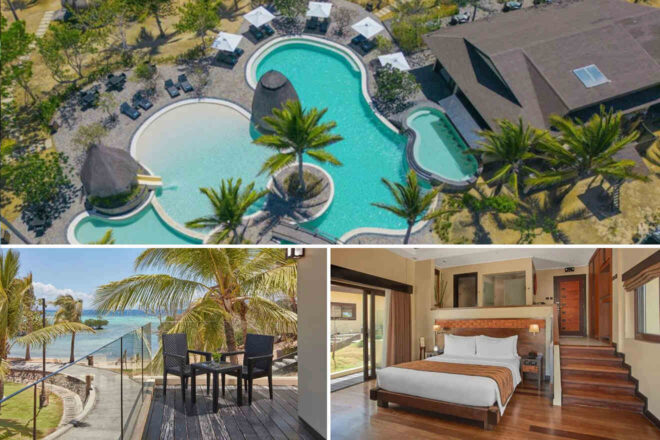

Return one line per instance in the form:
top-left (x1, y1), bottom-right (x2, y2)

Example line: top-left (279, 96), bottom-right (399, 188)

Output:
top-left (391, 19), bottom-right (425, 53)
top-left (88, 184), bottom-right (142, 209)
top-left (374, 64), bottom-right (420, 113)
top-left (375, 35), bottom-right (393, 54)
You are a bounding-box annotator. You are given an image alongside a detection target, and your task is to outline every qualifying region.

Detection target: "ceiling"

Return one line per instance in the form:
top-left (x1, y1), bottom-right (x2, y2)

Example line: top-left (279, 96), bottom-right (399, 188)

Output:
top-left (388, 248), bottom-right (596, 270)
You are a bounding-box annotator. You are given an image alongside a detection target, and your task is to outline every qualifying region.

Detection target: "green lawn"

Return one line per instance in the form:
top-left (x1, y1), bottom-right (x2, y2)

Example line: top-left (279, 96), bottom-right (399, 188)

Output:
top-left (330, 340), bottom-right (383, 373)
top-left (0, 382), bottom-right (63, 440)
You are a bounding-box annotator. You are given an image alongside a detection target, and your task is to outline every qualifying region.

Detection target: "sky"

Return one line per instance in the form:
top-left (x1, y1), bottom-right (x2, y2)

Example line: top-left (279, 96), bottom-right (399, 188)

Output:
top-left (12, 248), bottom-right (149, 310)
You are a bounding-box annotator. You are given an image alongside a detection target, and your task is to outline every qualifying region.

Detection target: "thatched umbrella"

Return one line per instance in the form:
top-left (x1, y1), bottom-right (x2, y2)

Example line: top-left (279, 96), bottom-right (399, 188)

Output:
top-left (251, 70), bottom-right (299, 134)
top-left (81, 144), bottom-right (139, 198)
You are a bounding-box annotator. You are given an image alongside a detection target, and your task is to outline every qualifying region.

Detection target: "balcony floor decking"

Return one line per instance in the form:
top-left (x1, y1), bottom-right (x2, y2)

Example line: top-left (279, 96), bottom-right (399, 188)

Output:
top-left (144, 385), bottom-right (316, 440)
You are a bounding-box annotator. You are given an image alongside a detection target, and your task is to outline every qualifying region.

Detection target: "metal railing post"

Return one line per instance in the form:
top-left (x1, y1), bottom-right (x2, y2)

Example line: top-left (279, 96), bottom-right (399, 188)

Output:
top-left (141, 326), bottom-right (144, 401)
top-left (33, 385), bottom-right (37, 440)
top-left (120, 336), bottom-right (124, 440)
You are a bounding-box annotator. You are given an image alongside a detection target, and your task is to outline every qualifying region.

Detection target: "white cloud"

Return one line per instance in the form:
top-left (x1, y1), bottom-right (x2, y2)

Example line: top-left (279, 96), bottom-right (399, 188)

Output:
top-left (33, 282), bottom-right (95, 308)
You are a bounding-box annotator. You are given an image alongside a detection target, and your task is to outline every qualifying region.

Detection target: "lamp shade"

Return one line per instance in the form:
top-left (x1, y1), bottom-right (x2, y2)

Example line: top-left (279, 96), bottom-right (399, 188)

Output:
top-left (529, 324), bottom-right (540, 334)
top-left (433, 324), bottom-right (441, 331)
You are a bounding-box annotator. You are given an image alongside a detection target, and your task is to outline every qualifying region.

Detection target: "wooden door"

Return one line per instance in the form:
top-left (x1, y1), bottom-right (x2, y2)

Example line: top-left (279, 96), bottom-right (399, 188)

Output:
top-left (454, 273), bottom-right (478, 307)
top-left (555, 275), bottom-right (586, 336)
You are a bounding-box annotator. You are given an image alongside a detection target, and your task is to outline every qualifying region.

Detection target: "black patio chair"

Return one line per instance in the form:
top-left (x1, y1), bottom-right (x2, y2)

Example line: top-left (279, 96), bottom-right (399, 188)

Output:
top-left (234, 47), bottom-right (245, 57)
top-left (319, 18), bottom-right (329, 34)
top-left (261, 24), bottom-right (275, 36)
top-left (306, 16), bottom-right (319, 31)
top-left (120, 102), bottom-right (140, 120)
top-left (162, 333), bottom-right (212, 402)
top-left (132, 92), bottom-right (153, 110)
top-left (220, 334), bottom-right (274, 405)
top-left (249, 25), bottom-right (264, 41)
top-left (217, 51), bottom-right (238, 66)
top-left (178, 74), bottom-right (194, 93)
top-left (164, 79), bottom-right (180, 98)
top-left (351, 34), bottom-right (366, 46)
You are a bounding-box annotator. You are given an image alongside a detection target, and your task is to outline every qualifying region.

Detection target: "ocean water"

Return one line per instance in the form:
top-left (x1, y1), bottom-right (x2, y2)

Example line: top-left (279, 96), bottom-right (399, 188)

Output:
top-left (10, 311), bottom-right (161, 361)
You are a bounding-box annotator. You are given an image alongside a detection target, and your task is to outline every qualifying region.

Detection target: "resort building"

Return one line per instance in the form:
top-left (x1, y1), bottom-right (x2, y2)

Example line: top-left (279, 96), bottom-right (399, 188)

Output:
top-left (331, 248), bottom-right (660, 439)
top-left (423, 0), bottom-right (660, 131)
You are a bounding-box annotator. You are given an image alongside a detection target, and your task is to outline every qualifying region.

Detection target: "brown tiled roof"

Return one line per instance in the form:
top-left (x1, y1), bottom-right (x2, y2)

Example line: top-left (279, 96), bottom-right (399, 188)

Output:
top-left (423, 0), bottom-right (660, 129)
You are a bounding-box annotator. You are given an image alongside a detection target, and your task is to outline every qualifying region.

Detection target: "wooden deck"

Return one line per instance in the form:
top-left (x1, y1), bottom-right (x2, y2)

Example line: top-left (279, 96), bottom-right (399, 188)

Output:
top-left (144, 386), bottom-right (317, 440)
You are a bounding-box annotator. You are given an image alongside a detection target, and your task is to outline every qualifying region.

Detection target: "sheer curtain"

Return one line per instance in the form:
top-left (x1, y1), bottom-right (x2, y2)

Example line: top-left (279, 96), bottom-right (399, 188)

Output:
top-left (386, 290), bottom-right (411, 366)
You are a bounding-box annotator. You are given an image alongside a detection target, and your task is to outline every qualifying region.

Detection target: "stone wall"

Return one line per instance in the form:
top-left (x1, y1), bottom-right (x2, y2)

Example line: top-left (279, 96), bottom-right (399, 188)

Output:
top-left (8, 368), bottom-right (88, 403)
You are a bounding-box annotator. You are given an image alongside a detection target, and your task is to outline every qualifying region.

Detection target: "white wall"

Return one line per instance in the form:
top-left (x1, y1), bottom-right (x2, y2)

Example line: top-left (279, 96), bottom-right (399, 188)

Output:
top-left (296, 248), bottom-right (328, 438)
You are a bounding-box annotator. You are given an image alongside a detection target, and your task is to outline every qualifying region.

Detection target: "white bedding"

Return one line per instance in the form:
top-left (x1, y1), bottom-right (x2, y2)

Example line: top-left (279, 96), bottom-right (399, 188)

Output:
top-left (376, 354), bottom-right (521, 415)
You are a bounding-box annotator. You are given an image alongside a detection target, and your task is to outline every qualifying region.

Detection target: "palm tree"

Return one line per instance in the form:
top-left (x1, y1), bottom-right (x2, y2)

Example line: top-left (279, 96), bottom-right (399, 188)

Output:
top-left (528, 107), bottom-right (647, 189)
top-left (372, 170), bottom-right (450, 244)
top-left (186, 178), bottom-right (268, 244)
top-left (52, 294), bottom-right (84, 363)
top-left (1, 250), bottom-right (93, 403)
top-left (254, 100), bottom-right (343, 196)
top-left (468, 118), bottom-right (547, 197)
top-left (94, 248), bottom-right (298, 365)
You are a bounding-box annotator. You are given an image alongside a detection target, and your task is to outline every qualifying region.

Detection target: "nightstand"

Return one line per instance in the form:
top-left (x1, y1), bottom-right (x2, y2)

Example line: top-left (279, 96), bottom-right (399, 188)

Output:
top-left (521, 354), bottom-right (543, 389)
top-left (425, 349), bottom-right (443, 358)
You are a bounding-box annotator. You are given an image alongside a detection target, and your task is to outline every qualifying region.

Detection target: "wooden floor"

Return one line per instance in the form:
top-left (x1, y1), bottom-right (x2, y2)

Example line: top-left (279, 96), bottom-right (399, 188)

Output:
top-left (144, 386), bottom-right (317, 440)
top-left (331, 380), bottom-right (660, 440)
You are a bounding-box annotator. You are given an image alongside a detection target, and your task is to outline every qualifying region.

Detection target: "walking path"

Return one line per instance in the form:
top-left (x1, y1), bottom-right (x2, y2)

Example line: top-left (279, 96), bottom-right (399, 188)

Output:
top-left (36, 10), bottom-right (56, 38)
top-left (13, 361), bottom-right (143, 440)
top-left (49, 384), bottom-right (83, 429)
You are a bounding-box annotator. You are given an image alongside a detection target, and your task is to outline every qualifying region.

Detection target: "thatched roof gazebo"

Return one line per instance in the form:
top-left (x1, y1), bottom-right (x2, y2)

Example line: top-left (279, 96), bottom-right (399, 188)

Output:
top-left (81, 144), bottom-right (139, 198)
top-left (251, 70), bottom-right (299, 134)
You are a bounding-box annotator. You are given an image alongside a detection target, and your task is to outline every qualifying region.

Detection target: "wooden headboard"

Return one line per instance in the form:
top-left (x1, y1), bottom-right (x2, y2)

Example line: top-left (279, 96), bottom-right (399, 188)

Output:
top-left (435, 318), bottom-right (546, 357)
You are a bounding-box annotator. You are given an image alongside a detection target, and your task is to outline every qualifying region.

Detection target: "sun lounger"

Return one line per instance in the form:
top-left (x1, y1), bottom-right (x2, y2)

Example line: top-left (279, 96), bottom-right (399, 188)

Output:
top-left (249, 25), bottom-right (264, 41)
top-left (351, 34), bottom-right (366, 46)
top-left (360, 39), bottom-right (376, 54)
top-left (217, 51), bottom-right (238, 66)
top-left (178, 74), bottom-right (194, 93)
top-left (306, 17), bottom-right (318, 30)
top-left (234, 47), bottom-right (244, 57)
top-left (132, 92), bottom-right (153, 110)
top-left (319, 18), bottom-right (329, 34)
top-left (262, 24), bottom-right (275, 36)
top-left (164, 79), bottom-right (180, 98)
top-left (120, 102), bottom-right (140, 120)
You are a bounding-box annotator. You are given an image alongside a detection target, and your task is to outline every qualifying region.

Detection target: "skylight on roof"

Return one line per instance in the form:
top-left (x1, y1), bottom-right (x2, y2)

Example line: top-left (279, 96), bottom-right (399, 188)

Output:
top-left (573, 65), bottom-right (609, 88)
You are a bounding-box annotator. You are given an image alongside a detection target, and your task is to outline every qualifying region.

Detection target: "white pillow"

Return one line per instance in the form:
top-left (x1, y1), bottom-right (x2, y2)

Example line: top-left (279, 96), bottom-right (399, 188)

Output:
top-left (476, 335), bottom-right (518, 359)
top-left (444, 334), bottom-right (476, 357)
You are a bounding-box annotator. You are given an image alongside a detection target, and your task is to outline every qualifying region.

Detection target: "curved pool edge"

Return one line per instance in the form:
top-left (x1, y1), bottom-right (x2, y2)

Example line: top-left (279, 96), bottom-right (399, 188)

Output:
top-left (402, 102), bottom-right (482, 191)
top-left (338, 192), bottom-right (441, 243)
top-left (245, 35), bottom-right (400, 136)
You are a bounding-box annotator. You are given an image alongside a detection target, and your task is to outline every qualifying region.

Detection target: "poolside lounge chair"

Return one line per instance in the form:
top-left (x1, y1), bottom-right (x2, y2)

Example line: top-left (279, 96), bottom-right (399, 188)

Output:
top-left (164, 79), bottom-right (180, 98)
top-left (132, 92), bottom-right (153, 110)
top-left (217, 51), bottom-right (238, 66)
top-left (319, 18), bottom-right (329, 34)
top-left (120, 102), bottom-right (140, 120)
top-left (306, 16), bottom-right (319, 31)
top-left (178, 74), bottom-right (194, 93)
top-left (219, 334), bottom-right (274, 406)
top-left (249, 25), bottom-right (264, 41)
top-left (261, 24), bottom-right (275, 36)
top-left (351, 34), bottom-right (366, 46)
top-left (234, 47), bottom-right (245, 57)
top-left (162, 334), bottom-right (212, 402)
top-left (360, 39), bottom-right (376, 54)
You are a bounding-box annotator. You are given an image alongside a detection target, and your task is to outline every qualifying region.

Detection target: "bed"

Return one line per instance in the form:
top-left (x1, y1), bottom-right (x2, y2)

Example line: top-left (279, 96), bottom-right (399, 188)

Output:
top-left (370, 334), bottom-right (522, 430)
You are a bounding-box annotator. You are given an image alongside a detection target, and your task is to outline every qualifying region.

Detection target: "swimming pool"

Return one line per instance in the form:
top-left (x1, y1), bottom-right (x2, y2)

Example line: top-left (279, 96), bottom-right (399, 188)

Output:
top-left (406, 107), bottom-right (478, 186)
top-left (71, 37), bottom-right (470, 244)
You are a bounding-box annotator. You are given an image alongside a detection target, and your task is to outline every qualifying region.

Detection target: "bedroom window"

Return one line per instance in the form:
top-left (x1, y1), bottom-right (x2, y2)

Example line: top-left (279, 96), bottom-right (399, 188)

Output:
top-left (331, 302), bottom-right (357, 320)
top-left (635, 277), bottom-right (660, 343)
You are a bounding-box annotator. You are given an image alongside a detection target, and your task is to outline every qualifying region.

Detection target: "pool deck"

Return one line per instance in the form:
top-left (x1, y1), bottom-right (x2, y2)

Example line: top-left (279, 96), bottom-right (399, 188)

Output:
top-left (5, 0), bottom-right (441, 244)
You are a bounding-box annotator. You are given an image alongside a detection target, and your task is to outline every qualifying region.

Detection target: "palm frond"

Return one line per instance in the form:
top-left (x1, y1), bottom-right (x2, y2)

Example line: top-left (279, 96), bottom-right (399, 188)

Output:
top-left (14, 322), bottom-right (95, 347)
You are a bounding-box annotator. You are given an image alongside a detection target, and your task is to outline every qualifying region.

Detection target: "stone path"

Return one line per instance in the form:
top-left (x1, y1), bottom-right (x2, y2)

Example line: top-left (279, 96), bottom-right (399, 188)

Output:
top-left (36, 10), bottom-right (56, 38)
top-left (13, 361), bottom-right (143, 440)
top-left (49, 383), bottom-right (83, 428)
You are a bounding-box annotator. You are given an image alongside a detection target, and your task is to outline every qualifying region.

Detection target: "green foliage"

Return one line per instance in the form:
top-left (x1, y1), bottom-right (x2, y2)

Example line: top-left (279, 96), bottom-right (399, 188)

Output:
top-left (72, 122), bottom-right (108, 150)
top-left (38, 95), bottom-right (63, 127)
top-left (175, 0), bottom-right (220, 54)
top-left (88, 229), bottom-right (116, 245)
top-left (129, 0), bottom-right (175, 36)
top-left (84, 317), bottom-right (110, 329)
top-left (133, 61), bottom-right (157, 82)
top-left (283, 170), bottom-right (323, 199)
top-left (255, 100), bottom-right (343, 195)
top-left (461, 192), bottom-right (518, 214)
top-left (2, 151), bottom-right (72, 210)
top-left (375, 35), bottom-right (393, 54)
top-left (470, 118), bottom-right (547, 197)
top-left (374, 64), bottom-right (420, 113)
top-left (0, 18), bottom-right (36, 102)
top-left (37, 21), bottom-right (100, 83)
top-left (185, 178), bottom-right (269, 244)
top-left (274, 0), bottom-right (307, 19)
top-left (88, 184), bottom-right (142, 208)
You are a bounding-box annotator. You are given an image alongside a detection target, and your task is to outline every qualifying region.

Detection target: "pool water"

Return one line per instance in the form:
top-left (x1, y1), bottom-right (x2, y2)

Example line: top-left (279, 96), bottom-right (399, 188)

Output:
top-left (408, 108), bottom-right (478, 182)
top-left (255, 42), bottom-right (408, 237)
top-left (74, 205), bottom-right (202, 244)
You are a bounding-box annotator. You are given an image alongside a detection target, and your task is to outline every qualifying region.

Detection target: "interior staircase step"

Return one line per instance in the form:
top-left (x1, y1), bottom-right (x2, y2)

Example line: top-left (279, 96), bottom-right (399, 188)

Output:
top-left (561, 373), bottom-right (635, 389)
top-left (560, 355), bottom-right (623, 367)
top-left (560, 345), bottom-right (615, 356)
top-left (562, 389), bottom-right (644, 412)
top-left (561, 381), bottom-right (636, 396)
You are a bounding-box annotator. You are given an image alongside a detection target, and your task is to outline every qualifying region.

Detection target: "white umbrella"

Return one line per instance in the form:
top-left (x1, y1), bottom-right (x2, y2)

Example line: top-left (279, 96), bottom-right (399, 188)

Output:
top-left (378, 52), bottom-right (411, 71)
top-left (351, 17), bottom-right (384, 39)
top-left (306, 1), bottom-right (332, 18)
top-left (212, 32), bottom-right (243, 52)
top-left (244, 6), bottom-right (275, 27)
